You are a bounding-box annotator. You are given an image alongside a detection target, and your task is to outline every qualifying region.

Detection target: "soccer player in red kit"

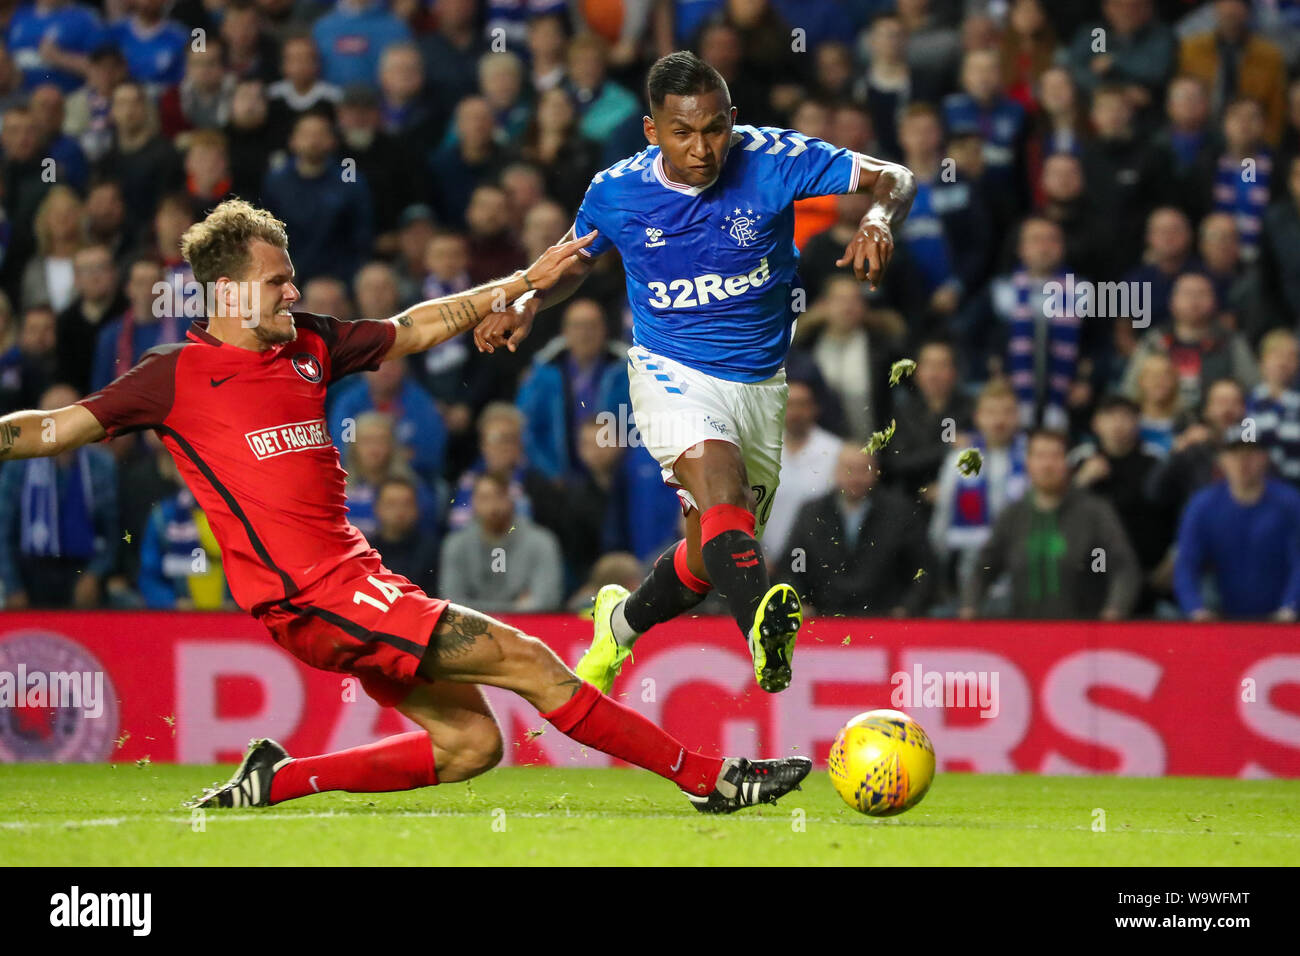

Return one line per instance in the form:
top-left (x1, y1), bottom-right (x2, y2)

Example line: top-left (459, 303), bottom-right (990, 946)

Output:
top-left (0, 200), bottom-right (809, 813)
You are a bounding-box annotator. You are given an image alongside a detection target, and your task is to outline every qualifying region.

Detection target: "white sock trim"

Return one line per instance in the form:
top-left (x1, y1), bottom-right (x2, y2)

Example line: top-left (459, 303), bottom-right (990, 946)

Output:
top-left (610, 597), bottom-right (641, 648)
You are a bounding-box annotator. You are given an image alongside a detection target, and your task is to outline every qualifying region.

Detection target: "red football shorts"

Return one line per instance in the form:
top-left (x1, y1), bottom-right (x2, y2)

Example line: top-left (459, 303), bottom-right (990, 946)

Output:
top-left (258, 549), bottom-right (448, 707)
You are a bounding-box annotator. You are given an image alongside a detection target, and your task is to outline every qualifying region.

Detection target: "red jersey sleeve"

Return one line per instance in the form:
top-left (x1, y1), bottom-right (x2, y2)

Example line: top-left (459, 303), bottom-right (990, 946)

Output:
top-left (76, 343), bottom-right (182, 438)
top-left (294, 312), bottom-right (396, 382)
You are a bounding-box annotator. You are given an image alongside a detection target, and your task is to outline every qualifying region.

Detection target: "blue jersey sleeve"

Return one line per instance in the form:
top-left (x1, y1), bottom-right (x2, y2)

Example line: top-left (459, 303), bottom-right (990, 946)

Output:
top-left (753, 127), bottom-right (859, 202)
top-left (66, 8), bottom-right (108, 56)
top-left (87, 12), bottom-right (110, 54)
top-left (162, 25), bottom-right (188, 84)
top-left (573, 186), bottom-right (614, 259)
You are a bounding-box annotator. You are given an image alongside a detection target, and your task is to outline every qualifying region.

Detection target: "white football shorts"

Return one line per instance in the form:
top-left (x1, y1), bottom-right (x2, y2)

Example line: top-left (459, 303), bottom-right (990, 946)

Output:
top-left (625, 345), bottom-right (788, 538)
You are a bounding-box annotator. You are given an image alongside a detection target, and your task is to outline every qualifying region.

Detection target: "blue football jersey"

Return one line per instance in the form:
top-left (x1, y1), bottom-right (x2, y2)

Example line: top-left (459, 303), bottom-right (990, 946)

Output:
top-left (9, 3), bottom-right (108, 92)
top-left (573, 124), bottom-right (859, 383)
top-left (110, 18), bottom-right (189, 86)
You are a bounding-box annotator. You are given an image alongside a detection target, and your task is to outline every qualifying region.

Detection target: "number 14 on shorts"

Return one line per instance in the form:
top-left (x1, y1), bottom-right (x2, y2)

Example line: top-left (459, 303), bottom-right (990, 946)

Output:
top-left (353, 575), bottom-right (404, 613)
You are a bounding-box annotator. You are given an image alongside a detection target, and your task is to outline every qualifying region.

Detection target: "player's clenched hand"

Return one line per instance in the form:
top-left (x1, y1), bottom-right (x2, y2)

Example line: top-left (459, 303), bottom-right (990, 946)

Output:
top-left (476, 230), bottom-right (596, 353)
top-left (475, 294), bottom-right (539, 354)
top-left (836, 217), bottom-right (894, 289)
top-left (524, 229), bottom-right (597, 292)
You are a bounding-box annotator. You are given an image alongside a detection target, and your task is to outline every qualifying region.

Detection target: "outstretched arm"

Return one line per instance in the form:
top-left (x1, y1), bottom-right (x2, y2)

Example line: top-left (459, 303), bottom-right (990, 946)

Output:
top-left (836, 154), bottom-right (916, 289)
top-left (384, 230), bottom-right (596, 361)
top-left (473, 225), bottom-right (600, 354)
top-left (0, 405), bottom-right (106, 461)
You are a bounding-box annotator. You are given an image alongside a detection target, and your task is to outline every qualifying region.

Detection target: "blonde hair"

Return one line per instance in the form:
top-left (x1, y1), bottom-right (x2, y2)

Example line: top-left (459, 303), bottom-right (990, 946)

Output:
top-left (180, 199), bottom-right (288, 285)
top-left (976, 378), bottom-right (1017, 406)
top-left (1136, 352), bottom-right (1182, 417)
top-left (1259, 327), bottom-right (1299, 359)
top-left (33, 185), bottom-right (85, 257)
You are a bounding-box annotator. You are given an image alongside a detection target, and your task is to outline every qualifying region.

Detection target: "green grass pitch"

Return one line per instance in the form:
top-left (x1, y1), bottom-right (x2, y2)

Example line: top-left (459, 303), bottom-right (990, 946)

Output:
top-left (1, 765), bottom-right (1296, 866)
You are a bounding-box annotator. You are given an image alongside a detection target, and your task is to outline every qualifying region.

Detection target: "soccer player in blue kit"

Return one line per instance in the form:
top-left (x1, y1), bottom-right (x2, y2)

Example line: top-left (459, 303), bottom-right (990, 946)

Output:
top-left (475, 52), bottom-right (915, 695)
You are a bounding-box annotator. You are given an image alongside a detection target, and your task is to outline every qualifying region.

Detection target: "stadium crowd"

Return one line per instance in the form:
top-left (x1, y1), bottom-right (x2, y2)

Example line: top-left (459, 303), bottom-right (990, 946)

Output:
top-left (1, 0), bottom-right (1298, 622)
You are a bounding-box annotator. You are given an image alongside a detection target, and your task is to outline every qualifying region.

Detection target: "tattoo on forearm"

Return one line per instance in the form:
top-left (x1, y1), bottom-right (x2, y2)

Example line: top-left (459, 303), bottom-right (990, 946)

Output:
top-left (396, 314), bottom-right (412, 327)
top-left (432, 606), bottom-right (496, 661)
top-left (456, 299), bottom-right (480, 328)
top-left (555, 676), bottom-right (583, 700)
top-left (435, 299), bottom-right (482, 336)
top-left (0, 422), bottom-right (20, 458)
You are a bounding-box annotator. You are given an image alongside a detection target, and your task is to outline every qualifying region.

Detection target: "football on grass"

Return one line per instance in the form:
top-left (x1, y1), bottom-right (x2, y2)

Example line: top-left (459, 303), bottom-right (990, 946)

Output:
top-left (828, 709), bottom-right (936, 816)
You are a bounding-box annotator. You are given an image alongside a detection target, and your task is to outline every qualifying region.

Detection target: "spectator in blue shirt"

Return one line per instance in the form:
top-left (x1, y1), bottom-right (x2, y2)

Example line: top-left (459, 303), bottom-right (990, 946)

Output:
top-left (339, 411), bottom-right (441, 537)
top-left (138, 485), bottom-right (232, 609)
top-left (8, 0), bottom-right (109, 92)
top-left (486, 0), bottom-right (568, 51)
top-left (1175, 425), bottom-right (1300, 621)
top-left (329, 354), bottom-right (447, 485)
top-left (29, 83), bottom-right (88, 190)
top-left (1212, 97), bottom-right (1272, 263)
top-left (516, 297), bottom-right (630, 481)
top-left (897, 102), bottom-right (994, 319)
top-left (667, 0), bottom-right (724, 48)
top-left (311, 0), bottom-right (412, 89)
top-left (260, 110), bottom-right (374, 283)
top-left (110, 0), bottom-right (189, 91)
top-left (942, 49), bottom-right (1028, 208)
top-left (768, 0), bottom-right (875, 52)
top-left (0, 383), bottom-right (118, 609)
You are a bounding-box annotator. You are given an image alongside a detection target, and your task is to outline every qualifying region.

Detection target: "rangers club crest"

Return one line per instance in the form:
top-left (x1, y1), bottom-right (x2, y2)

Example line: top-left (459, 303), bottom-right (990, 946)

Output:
top-left (291, 353), bottom-right (323, 383)
top-left (0, 632), bottom-right (119, 763)
top-left (723, 207), bottom-right (762, 247)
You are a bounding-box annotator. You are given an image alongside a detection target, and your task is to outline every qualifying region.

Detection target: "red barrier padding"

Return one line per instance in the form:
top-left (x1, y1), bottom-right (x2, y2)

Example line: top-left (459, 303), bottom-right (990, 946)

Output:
top-left (0, 612), bottom-right (1296, 777)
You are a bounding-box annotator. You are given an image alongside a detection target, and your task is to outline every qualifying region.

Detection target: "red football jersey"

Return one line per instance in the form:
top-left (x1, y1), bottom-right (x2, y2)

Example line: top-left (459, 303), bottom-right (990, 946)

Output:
top-left (77, 313), bottom-right (397, 615)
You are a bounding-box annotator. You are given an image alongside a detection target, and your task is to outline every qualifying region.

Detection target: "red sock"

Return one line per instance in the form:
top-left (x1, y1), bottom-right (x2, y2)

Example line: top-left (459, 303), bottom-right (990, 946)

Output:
top-left (269, 731), bottom-right (437, 804)
top-left (542, 682), bottom-right (724, 795)
top-left (673, 539), bottom-right (711, 594)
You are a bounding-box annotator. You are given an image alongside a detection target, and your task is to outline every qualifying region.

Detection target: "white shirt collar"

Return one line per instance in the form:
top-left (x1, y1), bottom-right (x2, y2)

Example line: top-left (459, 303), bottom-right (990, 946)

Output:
top-left (652, 152), bottom-right (716, 197)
